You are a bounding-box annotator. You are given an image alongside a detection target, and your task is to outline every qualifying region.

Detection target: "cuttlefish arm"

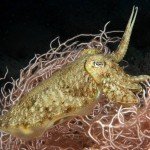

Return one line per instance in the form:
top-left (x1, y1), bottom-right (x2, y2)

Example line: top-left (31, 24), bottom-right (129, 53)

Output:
top-left (101, 82), bottom-right (139, 106)
top-left (121, 75), bottom-right (150, 92)
top-left (109, 6), bottom-right (138, 62)
top-left (129, 75), bottom-right (150, 83)
top-left (107, 75), bottom-right (143, 92)
top-left (80, 6), bottom-right (138, 63)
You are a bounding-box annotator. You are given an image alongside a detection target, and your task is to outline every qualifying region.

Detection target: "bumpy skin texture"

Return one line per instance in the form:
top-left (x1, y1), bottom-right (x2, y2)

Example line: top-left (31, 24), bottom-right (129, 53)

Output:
top-left (0, 6), bottom-right (149, 139)
top-left (0, 54), bottom-right (99, 139)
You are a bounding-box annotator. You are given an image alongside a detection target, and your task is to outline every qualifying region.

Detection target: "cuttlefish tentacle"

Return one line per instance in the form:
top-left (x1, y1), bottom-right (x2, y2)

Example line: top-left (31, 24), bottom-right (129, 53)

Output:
top-left (109, 6), bottom-right (138, 62)
top-left (108, 75), bottom-right (142, 92)
top-left (120, 82), bottom-right (142, 92)
top-left (129, 75), bottom-right (150, 83)
top-left (121, 75), bottom-right (150, 92)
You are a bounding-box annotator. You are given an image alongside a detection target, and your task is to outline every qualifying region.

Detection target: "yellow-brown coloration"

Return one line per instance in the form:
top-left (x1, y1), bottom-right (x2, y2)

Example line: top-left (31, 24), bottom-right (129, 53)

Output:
top-left (0, 6), bottom-right (149, 139)
top-left (0, 54), bottom-right (100, 139)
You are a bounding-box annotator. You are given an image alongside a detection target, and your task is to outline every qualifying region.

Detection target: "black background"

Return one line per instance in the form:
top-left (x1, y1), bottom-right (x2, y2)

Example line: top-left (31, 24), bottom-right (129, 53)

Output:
top-left (0, 0), bottom-right (150, 81)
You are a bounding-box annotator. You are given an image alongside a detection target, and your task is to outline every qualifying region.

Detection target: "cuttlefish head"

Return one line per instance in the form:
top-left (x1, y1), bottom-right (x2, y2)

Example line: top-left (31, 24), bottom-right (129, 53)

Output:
top-left (85, 54), bottom-right (121, 84)
top-left (85, 54), bottom-right (140, 107)
top-left (84, 6), bottom-right (140, 107)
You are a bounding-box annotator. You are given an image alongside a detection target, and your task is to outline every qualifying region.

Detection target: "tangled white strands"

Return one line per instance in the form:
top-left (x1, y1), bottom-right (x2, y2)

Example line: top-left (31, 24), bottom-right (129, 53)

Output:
top-left (67, 82), bottom-right (150, 150)
top-left (0, 22), bottom-right (149, 150)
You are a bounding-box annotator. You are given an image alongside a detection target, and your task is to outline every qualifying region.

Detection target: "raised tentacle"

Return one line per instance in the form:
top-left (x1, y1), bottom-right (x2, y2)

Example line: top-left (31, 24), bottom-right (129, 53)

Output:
top-left (109, 6), bottom-right (138, 62)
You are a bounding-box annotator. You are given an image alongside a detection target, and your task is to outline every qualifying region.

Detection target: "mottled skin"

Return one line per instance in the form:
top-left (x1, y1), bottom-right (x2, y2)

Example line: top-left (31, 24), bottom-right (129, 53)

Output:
top-left (0, 54), bottom-right (100, 139)
top-left (0, 6), bottom-right (149, 139)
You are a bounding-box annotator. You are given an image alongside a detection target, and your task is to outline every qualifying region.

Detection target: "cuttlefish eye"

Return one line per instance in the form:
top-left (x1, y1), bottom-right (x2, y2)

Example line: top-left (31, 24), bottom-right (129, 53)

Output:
top-left (93, 61), bottom-right (105, 68)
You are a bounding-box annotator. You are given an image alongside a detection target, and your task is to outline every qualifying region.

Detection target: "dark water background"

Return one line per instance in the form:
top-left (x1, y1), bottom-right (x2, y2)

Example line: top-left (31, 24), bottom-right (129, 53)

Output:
top-left (0, 0), bottom-right (149, 83)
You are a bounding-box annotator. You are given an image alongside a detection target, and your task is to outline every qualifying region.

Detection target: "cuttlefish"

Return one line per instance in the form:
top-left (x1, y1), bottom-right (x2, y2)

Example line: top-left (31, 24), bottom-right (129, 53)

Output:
top-left (0, 6), bottom-right (149, 139)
